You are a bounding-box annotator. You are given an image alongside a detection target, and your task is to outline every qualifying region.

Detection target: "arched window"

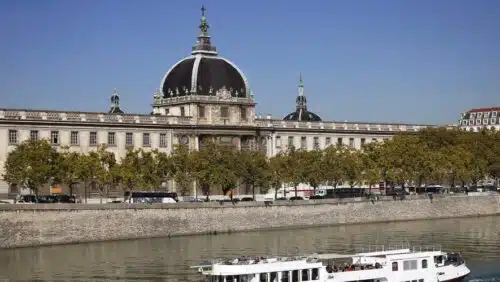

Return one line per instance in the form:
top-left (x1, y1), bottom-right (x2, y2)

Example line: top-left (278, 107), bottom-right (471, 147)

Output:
top-left (422, 259), bottom-right (428, 269)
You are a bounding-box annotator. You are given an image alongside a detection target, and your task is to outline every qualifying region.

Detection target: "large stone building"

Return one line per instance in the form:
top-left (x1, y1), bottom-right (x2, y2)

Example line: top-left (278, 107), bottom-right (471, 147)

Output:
top-left (458, 107), bottom-right (500, 132)
top-left (0, 8), bottom-right (434, 196)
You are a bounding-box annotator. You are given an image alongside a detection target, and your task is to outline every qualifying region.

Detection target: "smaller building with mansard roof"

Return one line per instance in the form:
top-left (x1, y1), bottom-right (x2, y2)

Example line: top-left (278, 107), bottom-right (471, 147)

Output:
top-left (0, 6), bottom-right (437, 197)
top-left (458, 107), bottom-right (500, 132)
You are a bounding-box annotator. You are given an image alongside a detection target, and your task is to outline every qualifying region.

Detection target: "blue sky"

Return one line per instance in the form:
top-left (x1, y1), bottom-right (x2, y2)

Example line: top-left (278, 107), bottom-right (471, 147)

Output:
top-left (1, 0), bottom-right (499, 124)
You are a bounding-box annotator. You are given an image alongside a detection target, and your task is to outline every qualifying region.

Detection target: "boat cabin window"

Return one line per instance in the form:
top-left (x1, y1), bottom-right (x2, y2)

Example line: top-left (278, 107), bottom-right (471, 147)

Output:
top-left (208, 275), bottom-right (250, 282)
top-left (434, 256), bottom-right (443, 265)
top-left (422, 259), bottom-right (428, 269)
top-left (392, 262), bottom-right (398, 271)
top-left (302, 269), bottom-right (310, 281)
top-left (292, 270), bottom-right (299, 282)
top-left (281, 271), bottom-right (289, 282)
top-left (311, 268), bottom-right (319, 280)
top-left (403, 260), bottom-right (417, 271)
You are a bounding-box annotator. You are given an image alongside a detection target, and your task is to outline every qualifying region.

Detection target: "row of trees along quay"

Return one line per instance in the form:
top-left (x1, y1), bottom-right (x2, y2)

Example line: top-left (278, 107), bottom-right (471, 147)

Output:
top-left (3, 127), bottom-right (500, 201)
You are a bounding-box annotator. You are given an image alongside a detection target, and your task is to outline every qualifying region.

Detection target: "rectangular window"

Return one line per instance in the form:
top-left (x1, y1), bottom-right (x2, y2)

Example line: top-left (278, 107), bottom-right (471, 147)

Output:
top-left (483, 118), bottom-right (489, 125)
top-left (8, 130), bottom-right (17, 145)
top-left (125, 132), bottom-right (133, 147)
top-left (89, 132), bottom-right (98, 146)
top-left (198, 106), bottom-right (205, 118)
top-left (492, 118), bottom-right (497, 124)
top-left (325, 137), bottom-right (331, 146)
top-left (107, 132), bottom-right (116, 146)
top-left (360, 138), bottom-right (366, 147)
top-left (372, 138), bottom-right (377, 142)
top-left (301, 269), bottom-right (310, 281)
top-left (270, 272), bottom-right (277, 282)
top-left (70, 131), bottom-right (79, 145)
top-left (311, 268), bottom-right (319, 280)
top-left (51, 131), bottom-right (59, 145)
top-left (301, 136), bottom-right (307, 148)
top-left (313, 137), bottom-right (319, 149)
top-left (337, 137), bottom-right (343, 146)
top-left (159, 133), bottom-right (167, 148)
top-left (281, 272), bottom-right (289, 282)
top-left (422, 259), bottom-right (428, 269)
top-left (240, 106), bottom-right (247, 120)
top-left (349, 137), bottom-right (355, 147)
top-left (276, 136), bottom-right (281, 147)
top-left (392, 262), bottom-right (398, 271)
top-left (180, 107), bottom-right (185, 117)
top-left (143, 133), bottom-right (150, 147)
top-left (493, 111), bottom-right (498, 117)
top-left (288, 136), bottom-right (294, 148)
top-left (30, 130), bottom-right (39, 141)
top-left (292, 270), bottom-right (299, 282)
top-left (418, 279), bottom-right (424, 282)
top-left (403, 260), bottom-right (418, 270)
top-left (221, 106), bottom-right (229, 118)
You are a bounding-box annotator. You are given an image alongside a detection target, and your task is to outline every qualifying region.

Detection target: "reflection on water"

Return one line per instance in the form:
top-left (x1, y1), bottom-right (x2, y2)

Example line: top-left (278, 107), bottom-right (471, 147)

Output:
top-left (0, 216), bottom-right (499, 281)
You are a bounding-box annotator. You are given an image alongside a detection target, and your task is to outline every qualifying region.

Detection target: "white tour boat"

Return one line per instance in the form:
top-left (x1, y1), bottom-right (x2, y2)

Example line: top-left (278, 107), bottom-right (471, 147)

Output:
top-left (191, 245), bottom-right (470, 282)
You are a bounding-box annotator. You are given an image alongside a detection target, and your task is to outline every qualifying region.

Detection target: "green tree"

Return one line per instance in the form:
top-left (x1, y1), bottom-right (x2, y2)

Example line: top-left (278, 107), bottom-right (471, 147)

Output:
top-left (3, 139), bottom-right (59, 195)
top-left (283, 147), bottom-right (302, 197)
top-left (56, 147), bottom-right (84, 196)
top-left (237, 150), bottom-right (270, 199)
top-left (269, 152), bottom-right (288, 199)
top-left (78, 145), bottom-right (118, 203)
top-left (360, 142), bottom-right (382, 192)
top-left (296, 149), bottom-right (325, 195)
top-left (170, 145), bottom-right (194, 196)
top-left (118, 148), bottom-right (144, 192)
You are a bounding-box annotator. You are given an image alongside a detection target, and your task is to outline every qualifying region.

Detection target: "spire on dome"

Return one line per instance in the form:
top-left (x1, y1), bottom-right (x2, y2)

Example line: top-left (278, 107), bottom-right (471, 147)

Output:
top-left (296, 74), bottom-right (307, 111)
top-left (109, 88), bottom-right (124, 114)
top-left (298, 73), bottom-right (304, 96)
top-left (192, 5), bottom-right (218, 55)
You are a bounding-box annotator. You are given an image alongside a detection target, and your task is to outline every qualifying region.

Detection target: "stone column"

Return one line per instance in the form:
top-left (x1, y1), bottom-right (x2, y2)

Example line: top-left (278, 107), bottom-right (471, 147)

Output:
top-left (236, 136), bottom-right (241, 151)
top-left (268, 134), bottom-right (274, 157)
top-left (194, 135), bottom-right (199, 151)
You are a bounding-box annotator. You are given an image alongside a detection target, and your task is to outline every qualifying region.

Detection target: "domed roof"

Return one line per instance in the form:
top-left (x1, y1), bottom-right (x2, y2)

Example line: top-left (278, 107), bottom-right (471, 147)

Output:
top-left (160, 7), bottom-right (249, 99)
top-left (283, 75), bottom-right (322, 122)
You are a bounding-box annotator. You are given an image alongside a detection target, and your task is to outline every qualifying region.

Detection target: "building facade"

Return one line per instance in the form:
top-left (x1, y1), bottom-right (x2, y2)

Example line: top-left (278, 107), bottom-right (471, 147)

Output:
top-left (458, 107), bottom-right (500, 132)
top-left (0, 8), bottom-right (434, 196)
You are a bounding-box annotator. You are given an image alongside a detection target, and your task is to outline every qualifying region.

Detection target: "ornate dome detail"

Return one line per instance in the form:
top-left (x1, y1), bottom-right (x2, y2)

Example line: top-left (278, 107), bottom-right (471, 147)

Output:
top-left (159, 6), bottom-right (250, 99)
top-left (283, 74), bottom-right (322, 122)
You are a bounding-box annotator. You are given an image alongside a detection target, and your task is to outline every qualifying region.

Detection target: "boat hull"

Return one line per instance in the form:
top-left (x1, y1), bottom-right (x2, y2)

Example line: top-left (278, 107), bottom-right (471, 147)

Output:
top-left (440, 274), bottom-right (468, 282)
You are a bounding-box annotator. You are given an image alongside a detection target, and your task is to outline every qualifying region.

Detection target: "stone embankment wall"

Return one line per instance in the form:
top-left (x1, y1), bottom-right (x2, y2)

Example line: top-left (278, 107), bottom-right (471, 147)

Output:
top-left (0, 195), bottom-right (499, 248)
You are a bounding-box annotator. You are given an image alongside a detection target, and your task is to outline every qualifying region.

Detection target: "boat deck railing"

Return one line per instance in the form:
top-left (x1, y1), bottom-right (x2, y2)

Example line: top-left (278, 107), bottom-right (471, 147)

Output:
top-left (356, 244), bottom-right (442, 254)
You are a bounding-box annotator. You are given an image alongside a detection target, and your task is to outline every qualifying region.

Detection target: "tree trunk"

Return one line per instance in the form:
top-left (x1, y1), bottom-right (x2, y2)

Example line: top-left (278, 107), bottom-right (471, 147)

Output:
top-left (274, 185), bottom-right (278, 200)
top-left (294, 184), bottom-right (298, 197)
top-left (252, 183), bottom-right (255, 199)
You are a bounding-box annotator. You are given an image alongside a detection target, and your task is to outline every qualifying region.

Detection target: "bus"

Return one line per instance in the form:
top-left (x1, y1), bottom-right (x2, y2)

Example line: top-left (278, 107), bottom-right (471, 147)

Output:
top-left (124, 191), bottom-right (179, 203)
top-left (316, 187), bottom-right (367, 199)
top-left (17, 194), bottom-right (76, 203)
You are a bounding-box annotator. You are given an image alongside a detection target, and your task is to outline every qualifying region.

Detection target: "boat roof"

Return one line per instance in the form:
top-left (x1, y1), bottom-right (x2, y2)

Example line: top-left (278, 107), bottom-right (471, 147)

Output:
top-left (191, 245), bottom-right (446, 274)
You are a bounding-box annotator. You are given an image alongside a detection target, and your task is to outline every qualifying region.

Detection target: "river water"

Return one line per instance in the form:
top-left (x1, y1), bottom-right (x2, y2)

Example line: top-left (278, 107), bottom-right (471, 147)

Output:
top-left (0, 216), bottom-right (499, 282)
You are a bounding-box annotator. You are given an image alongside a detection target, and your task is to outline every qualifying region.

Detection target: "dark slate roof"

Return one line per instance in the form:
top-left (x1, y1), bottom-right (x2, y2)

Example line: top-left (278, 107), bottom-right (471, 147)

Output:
top-left (161, 57), bottom-right (246, 98)
top-left (109, 107), bottom-right (124, 114)
top-left (162, 58), bottom-right (196, 97)
top-left (284, 110), bottom-right (322, 122)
